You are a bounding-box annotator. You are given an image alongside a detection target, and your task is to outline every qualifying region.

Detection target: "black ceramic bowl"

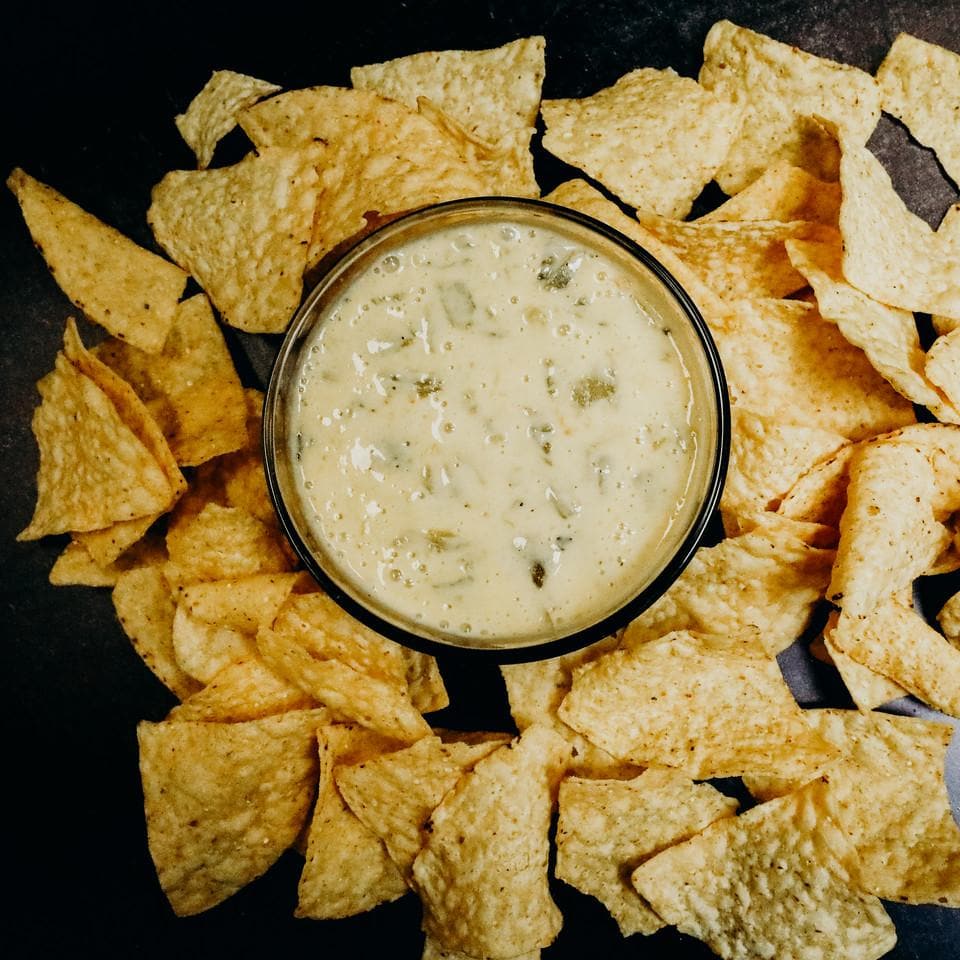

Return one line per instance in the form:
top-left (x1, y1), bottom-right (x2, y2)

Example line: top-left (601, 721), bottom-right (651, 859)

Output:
top-left (264, 197), bottom-right (729, 661)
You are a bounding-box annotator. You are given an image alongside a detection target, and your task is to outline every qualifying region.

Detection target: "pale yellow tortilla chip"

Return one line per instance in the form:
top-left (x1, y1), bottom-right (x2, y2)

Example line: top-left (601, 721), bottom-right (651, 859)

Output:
top-left (171, 604), bottom-right (257, 683)
top-left (699, 160), bottom-right (840, 224)
top-left (622, 516), bottom-right (835, 654)
top-left (411, 725), bottom-right (571, 958)
top-left (167, 656), bottom-right (319, 722)
top-left (778, 444), bottom-right (857, 525)
top-left (934, 203), bottom-right (960, 336)
top-left (831, 599), bottom-right (960, 717)
top-left (175, 69), bottom-right (281, 168)
top-left (876, 33), bottom-right (960, 187)
top-left (500, 636), bottom-right (639, 778)
top-left (114, 564), bottom-right (200, 700)
top-left (632, 782), bottom-right (896, 960)
top-left (785, 239), bottom-right (955, 418)
top-left (828, 442), bottom-right (945, 616)
top-left (635, 213), bottom-right (837, 300)
top-left (296, 724), bottom-right (408, 919)
top-left (938, 590), bottom-right (960, 647)
top-left (351, 36), bottom-right (544, 148)
top-left (839, 137), bottom-right (960, 319)
top-left (239, 88), bottom-right (487, 269)
top-left (710, 298), bottom-right (916, 441)
top-left (926, 326), bottom-right (960, 417)
top-left (6, 169), bottom-right (187, 352)
top-left (721, 408), bottom-right (848, 536)
top-left (148, 145), bottom-right (322, 332)
top-left (94, 294), bottom-right (248, 466)
top-left (698, 20), bottom-right (881, 193)
top-left (137, 710), bottom-right (327, 915)
top-left (542, 67), bottom-right (741, 218)
top-left (559, 631), bottom-right (837, 778)
top-left (335, 735), bottom-right (505, 880)
top-left (555, 769), bottom-right (738, 937)
top-left (542, 179), bottom-right (726, 316)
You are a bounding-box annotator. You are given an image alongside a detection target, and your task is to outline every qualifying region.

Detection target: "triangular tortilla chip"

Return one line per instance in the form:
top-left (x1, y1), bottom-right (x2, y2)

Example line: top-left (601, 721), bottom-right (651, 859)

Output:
top-left (138, 711), bottom-right (327, 915)
top-left (171, 604), bottom-right (257, 683)
top-left (6, 169), bottom-right (187, 352)
top-left (820, 612), bottom-right (906, 710)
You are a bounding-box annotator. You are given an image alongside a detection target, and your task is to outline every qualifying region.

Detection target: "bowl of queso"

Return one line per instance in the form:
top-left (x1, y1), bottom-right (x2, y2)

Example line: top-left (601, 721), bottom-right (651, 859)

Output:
top-left (264, 198), bottom-right (729, 660)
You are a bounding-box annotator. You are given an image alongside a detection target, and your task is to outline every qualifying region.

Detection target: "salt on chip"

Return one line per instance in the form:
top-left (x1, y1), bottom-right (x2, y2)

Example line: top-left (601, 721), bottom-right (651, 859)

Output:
top-left (137, 710), bottom-right (327, 915)
top-left (710, 298), bottom-right (916, 440)
top-left (820, 613), bottom-right (906, 710)
top-left (335, 734), bottom-right (504, 880)
top-left (622, 518), bottom-right (835, 654)
top-left (839, 136), bottom-right (960, 320)
top-left (256, 595), bottom-right (431, 742)
top-left (238, 88), bottom-right (487, 269)
top-left (876, 33), bottom-right (960, 187)
top-left (635, 212), bottom-right (837, 300)
top-left (167, 656), bottom-right (319, 722)
top-left (541, 67), bottom-right (741, 218)
top-left (411, 724), bottom-right (570, 958)
top-left (94, 294), bottom-right (248, 466)
top-left (6, 169), bottom-right (187, 352)
top-left (831, 599), bottom-right (960, 717)
top-left (698, 20), bottom-right (881, 193)
top-left (698, 160), bottom-right (840, 224)
top-left (558, 630), bottom-right (836, 778)
top-left (827, 441), bottom-right (945, 616)
top-left (175, 69), bottom-right (281, 169)
top-left (785, 238), bottom-right (955, 419)
top-left (148, 145), bottom-right (322, 333)
top-left (296, 724), bottom-right (408, 919)
top-left (721, 408), bottom-right (848, 536)
top-left (555, 769), bottom-right (738, 937)
top-left (632, 781), bottom-right (896, 960)
top-left (114, 564), bottom-right (200, 700)
top-left (171, 605), bottom-right (257, 683)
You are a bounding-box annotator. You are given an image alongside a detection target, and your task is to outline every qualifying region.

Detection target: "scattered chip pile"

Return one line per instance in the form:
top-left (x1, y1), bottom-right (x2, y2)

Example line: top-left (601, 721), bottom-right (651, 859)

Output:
top-left (10, 21), bottom-right (960, 960)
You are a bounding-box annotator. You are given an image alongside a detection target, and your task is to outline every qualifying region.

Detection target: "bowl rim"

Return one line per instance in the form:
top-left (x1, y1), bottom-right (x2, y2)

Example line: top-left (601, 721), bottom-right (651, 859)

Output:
top-left (263, 196), bottom-right (730, 663)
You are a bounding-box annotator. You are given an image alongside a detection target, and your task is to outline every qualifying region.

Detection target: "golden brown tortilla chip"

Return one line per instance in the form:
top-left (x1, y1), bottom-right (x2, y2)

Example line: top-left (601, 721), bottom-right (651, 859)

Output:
top-left (6, 168), bottom-right (187, 352)
top-left (179, 573), bottom-right (300, 633)
top-left (925, 326), bottom-right (960, 418)
top-left (698, 20), bottom-right (881, 192)
top-left (49, 531), bottom-right (166, 587)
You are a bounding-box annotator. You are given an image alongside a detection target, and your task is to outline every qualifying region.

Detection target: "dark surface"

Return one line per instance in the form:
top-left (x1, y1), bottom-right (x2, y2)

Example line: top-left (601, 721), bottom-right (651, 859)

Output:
top-left (1, 2), bottom-right (958, 958)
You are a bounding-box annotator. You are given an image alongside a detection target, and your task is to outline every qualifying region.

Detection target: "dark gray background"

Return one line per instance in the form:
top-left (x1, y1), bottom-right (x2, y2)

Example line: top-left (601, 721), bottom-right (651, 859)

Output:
top-left (2, 2), bottom-right (958, 957)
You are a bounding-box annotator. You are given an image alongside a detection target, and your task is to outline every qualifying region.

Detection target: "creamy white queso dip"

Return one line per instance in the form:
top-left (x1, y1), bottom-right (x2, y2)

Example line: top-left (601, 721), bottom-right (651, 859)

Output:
top-left (289, 218), bottom-right (699, 644)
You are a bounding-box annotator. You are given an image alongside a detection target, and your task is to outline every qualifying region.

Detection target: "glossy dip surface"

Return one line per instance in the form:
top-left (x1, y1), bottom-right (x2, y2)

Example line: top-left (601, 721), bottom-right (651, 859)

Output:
top-left (282, 207), bottom-right (716, 649)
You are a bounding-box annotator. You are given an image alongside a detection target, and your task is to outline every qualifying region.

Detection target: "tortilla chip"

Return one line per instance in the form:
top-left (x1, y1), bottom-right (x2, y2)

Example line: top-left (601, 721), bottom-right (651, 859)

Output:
top-left (94, 294), bottom-right (247, 465)
top-left (165, 502), bottom-right (293, 587)
top-left (501, 637), bottom-right (643, 778)
top-left (710, 298), bottom-right (916, 440)
top-left (542, 179), bottom-right (726, 316)
top-left (635, 213), bottom-right (837, 300)
top-left (699, 160), bottom-right (840, 224)
top-left (114, 564), bottom-right (200, 700)
top-left (831, 599), bottom-right (960, 717)
top-left (622, 519), bottom-right (835, 654)
top-left (839, 138), bottom-right (960, 320)
top-left (721, 408), bottom-right (848, 535)
top-left (876, 33), bottom-right (960, 187)
top-left (49, 531), bottom-right (166, 587)
top-left (351, 37), bottom-right (544, 149)
top-left (296, 724), bottom-right (408, 919)
top-left (335, 734), bottom-right (504, 880)
top-left (167, 656), bottom-right (319, 722)
top-left (778, 444), bottom-right (856, 525)
top-left (541, 67), bottom-right (741, 218)
top-left (632, 782), bottom-right (896, 960)
top-left (239, 88), bottom-right (487, 269)
top-left (18, 352), bottom-right (174, 541)
top-left (256, 595), bottom-right (431, 742)
top-left (137, 710), bottom-right (326, 915)
top-left (559, 630), bottom-right (837, 778)
top-left (785, 239), bottom-right (955, 418)
top-left (411, 725), bottom-right (571, 958)
top-left (171, 604), bottom-right (257, 683)
top-left (175, 69), bottom-right (281, 168)
top-left (404, 650), bottom-right (450, 715)
top-left (926, 326), bottom-right (960, 417)
top-left (6, 169), bottom-right (187, 352)
top-left (934, 203), bottom-right (960, 336)
top-left (179, 573), bottom-right (300, 633)
top-left (148, 145), bottom-right (322, 333)
top-left (938, 590), bottom-right (960, 647)
top-left (555, 770), bottom-right (738, 936)
top-left (827, 442), bottom-right (944, 615)
top-left (698, 20), bottom-right (881, 193)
